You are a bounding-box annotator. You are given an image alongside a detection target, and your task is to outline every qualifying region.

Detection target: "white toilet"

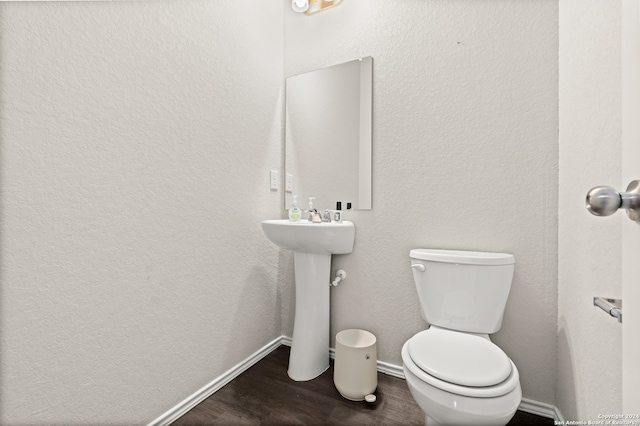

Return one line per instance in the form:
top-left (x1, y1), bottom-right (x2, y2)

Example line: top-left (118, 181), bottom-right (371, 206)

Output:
top-left (402, 249), bottom-right (522, 426)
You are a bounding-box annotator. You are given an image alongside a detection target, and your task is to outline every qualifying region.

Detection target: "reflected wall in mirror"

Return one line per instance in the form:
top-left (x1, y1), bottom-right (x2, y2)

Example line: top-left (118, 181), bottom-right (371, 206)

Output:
top-left (285, 56), bottom-right (372, 212)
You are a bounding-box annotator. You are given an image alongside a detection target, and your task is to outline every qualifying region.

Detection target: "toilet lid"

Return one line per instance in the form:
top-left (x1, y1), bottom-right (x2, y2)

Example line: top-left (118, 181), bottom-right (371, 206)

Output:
top-left (408, 328), bottom-right (512, 387)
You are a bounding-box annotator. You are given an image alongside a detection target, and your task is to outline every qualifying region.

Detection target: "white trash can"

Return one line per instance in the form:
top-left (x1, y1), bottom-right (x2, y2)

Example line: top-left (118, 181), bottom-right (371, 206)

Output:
top-left (333, 329), bottom-right (377, 402)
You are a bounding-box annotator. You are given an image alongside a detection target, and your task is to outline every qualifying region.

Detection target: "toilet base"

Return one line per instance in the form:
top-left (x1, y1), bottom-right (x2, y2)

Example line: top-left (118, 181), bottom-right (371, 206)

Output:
top-left (402, 341), bottom-right (521, 426)
top-left (405, 371), bottom-right (521, 426)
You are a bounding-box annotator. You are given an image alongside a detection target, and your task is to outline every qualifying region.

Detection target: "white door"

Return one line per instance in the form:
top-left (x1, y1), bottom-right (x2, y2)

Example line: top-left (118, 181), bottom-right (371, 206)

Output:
top-left (622, 0), bottom-right (640, 413)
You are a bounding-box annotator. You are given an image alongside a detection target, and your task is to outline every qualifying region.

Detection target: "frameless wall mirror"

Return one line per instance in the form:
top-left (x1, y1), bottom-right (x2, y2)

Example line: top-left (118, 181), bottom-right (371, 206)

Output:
top-left (285, 56), bottom-right (372, 211)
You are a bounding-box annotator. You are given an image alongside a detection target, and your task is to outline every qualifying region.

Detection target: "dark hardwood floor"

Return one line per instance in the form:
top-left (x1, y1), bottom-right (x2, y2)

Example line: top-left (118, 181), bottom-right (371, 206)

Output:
top-left (173, 345), bottom-right (553, 425)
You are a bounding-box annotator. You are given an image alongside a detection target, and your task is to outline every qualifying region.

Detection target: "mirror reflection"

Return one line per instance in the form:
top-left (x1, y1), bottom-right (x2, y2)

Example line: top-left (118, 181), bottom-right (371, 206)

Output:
top-left (285, 57), bottom-right (372, 212)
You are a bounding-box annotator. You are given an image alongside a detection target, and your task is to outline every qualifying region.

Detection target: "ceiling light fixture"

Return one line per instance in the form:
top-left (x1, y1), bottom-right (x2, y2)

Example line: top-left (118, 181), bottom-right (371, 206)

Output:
top-left (292, 0), bottom-right (309, 13)
top-left (292, 0), bottom-right (344, 16)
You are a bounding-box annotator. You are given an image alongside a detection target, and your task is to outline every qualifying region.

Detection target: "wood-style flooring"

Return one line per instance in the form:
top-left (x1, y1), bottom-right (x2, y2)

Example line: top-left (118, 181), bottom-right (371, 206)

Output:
top-left (173, 345), bottom-right (553, 425)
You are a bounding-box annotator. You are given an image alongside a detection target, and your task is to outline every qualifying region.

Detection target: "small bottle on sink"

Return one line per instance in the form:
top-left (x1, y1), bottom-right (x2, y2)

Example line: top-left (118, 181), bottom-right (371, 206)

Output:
top-left (334, 202), bottom-right (342, 223)
top-left (289, 195), bottom-right (301, 221)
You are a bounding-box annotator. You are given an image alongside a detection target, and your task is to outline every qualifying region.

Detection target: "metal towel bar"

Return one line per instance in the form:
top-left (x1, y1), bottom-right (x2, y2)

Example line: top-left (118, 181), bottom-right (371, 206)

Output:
top-left (593, 297), bottom-right (622, 323)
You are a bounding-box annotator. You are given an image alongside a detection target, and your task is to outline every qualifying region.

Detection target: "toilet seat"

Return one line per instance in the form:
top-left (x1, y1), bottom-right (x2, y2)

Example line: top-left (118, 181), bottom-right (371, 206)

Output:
top-left (408, 327), bottom-right (512, 387)
top-left (402, 329), bottom-right (520, 398)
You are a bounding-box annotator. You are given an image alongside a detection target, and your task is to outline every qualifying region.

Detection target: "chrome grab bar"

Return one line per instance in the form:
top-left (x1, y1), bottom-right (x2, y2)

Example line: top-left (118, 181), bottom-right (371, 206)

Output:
top-left (593, 297), bottom-right (622, 323)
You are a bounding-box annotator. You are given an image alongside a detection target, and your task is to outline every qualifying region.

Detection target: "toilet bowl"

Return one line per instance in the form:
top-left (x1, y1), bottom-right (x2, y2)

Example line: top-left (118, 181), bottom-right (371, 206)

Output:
top-left (401, 327), bottom-right (521, 426)
top-left (403, 249), bottom-right (521, 426)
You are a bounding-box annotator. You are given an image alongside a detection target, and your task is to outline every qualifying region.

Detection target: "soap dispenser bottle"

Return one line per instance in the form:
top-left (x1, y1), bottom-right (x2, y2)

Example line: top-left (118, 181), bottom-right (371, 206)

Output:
top-left (289, 195), bottom-right (301, 221)
top-left (308, 197), bottom-right (321, 222)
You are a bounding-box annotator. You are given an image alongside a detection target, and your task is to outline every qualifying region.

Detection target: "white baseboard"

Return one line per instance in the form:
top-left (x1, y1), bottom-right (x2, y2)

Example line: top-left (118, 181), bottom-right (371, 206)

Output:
top-left (149, 335), bottom-right (563, 425)
top-left (281, 336), bottom-right (405, 378)
top-left (147, 336), bottom-right (284, 426)
top-left (280, 335), bottom-right (292, 346)
top-left (281, 336), bottom-right (563, 421)
top-left (519, 397), bottom-right (565, 422)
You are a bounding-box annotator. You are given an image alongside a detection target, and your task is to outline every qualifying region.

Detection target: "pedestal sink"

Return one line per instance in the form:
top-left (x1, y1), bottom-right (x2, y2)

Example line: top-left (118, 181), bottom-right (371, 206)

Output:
top-left (261, 219), bottom-right (355, 381)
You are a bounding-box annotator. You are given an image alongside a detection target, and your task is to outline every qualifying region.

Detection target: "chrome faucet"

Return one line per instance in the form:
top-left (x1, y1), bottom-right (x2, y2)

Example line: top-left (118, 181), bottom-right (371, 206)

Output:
top-left (307, 209), bottom-right (322, 223)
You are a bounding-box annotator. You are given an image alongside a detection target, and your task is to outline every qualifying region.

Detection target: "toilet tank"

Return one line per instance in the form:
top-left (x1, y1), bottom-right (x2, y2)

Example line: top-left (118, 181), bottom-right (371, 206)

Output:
top-left (409, 249), bottom-right (515, 334)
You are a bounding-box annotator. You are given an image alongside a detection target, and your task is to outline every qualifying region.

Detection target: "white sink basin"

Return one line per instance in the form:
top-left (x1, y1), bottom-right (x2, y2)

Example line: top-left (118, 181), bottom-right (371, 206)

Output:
top-left (261, 218), bottom-right (356, 381)
top-left (261, 219), bottom-right (355, 255)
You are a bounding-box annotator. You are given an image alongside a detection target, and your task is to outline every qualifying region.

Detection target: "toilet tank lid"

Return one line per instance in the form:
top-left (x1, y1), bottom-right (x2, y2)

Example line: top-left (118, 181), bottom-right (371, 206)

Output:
top-left (409, 249), bottom-right (515, 265)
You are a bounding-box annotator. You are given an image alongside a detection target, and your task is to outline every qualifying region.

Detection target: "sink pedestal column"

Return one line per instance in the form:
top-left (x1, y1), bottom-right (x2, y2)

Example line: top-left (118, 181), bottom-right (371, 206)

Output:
top-left (288, 251), bottom-right (331, 381)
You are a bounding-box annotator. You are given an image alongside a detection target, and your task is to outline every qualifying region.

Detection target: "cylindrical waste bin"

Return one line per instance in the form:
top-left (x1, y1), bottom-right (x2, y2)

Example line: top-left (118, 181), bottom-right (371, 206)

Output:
top-left (333, 329), bottom-right (377, 402)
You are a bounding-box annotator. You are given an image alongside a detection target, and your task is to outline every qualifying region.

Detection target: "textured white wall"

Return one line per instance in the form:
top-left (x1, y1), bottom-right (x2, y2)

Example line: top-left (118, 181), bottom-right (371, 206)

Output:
top-left (0, 2), bottom-right (283, 424)
top-left (283, 0), bottom-right (559, 404)
top-left (558, 0), bottom-right (622, 419)
top-left (4, 0), bottom-right (617, 421)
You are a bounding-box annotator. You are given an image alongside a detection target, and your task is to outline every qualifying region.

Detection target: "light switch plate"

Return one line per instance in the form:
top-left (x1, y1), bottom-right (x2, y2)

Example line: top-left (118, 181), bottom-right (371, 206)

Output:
top-left (285, 173), bottom-right (293, 193)
top-left (270, 170), bottom-right (279, 191)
